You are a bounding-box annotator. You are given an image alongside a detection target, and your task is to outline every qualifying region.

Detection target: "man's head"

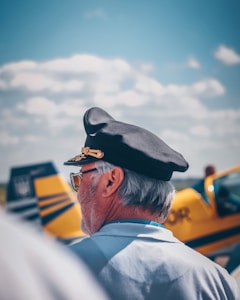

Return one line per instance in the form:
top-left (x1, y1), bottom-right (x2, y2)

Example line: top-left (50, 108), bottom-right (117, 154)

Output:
top-left (204, 165), bottom-right (216, 177)
top-left (64, 107), bottom-right (189, 234)
top-left (70, 160), bottom-right (176, 234)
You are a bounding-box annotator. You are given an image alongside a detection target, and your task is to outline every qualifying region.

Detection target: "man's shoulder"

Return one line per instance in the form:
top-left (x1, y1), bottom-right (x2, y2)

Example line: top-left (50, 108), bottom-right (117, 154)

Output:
top-left (69, 236), bottom-right (99, 252)
top-left (68, 237), bottom-right (109, 274)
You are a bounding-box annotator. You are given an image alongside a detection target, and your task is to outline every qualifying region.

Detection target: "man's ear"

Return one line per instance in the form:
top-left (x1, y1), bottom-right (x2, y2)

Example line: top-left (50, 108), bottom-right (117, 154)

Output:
top-left (102, 167), bottom-right (124, 197)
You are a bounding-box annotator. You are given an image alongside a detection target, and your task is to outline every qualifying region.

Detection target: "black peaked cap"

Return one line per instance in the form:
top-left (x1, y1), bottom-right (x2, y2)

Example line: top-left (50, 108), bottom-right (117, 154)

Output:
top-left (64, 107), bottom-right (189, 181)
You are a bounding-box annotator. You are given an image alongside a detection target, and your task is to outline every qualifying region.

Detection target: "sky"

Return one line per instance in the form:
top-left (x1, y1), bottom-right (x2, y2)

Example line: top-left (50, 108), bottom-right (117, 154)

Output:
top-left (0, 0), bottom-right (240, 183)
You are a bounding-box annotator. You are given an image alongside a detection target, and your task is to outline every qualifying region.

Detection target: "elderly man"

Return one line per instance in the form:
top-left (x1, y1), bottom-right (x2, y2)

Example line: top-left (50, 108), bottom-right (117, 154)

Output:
top-left (65, 107), bottom-right (239, 300)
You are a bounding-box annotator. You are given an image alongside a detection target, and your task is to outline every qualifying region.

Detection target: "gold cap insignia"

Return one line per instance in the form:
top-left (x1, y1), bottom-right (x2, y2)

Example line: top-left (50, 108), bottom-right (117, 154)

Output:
top-left (68, 147), bottom-right (104, 162)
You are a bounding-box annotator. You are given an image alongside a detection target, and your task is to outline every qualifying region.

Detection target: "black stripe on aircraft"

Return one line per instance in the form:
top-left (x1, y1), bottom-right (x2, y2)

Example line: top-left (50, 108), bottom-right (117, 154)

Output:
top-left (41, 203), bottom-right (74, 225)
top-left (38, 192), bottom-right (69, 201)
top-left (186, 225), bottom-right (240, 248)
top-left (40, 198), bottom-right (70, 210)
top-left (7, 202), bottom-right (38, 213)
top-left (25, 213), bottom-right (40, 221)
top-left (6, 209), bottom-right (39, 221)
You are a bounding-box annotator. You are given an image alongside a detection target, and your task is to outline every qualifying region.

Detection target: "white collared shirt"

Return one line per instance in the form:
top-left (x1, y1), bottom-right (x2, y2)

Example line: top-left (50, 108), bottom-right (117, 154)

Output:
top-left (70, 221), bottom-right (239, 300)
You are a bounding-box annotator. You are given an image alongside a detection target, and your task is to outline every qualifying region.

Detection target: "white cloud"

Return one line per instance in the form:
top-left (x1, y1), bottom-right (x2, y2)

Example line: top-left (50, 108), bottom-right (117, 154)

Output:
top-left (138, 63), bottom-right (155, 73)
top-left (41, 54), bottom-right (107, 73)
top-left (0, 60), bottom-right (37, 73)
top-left (134, 75), bottom-right (164, 95)
top-left (0, 79), bottom-right (7, 89)
top-left (0, 55), bottom-right (131, 94)
top-left (161, 129), bottom-right (191, 144)
top-left (23, 135), bottom-right (45, 143)
top-left (58, 99), bottom-right (87, 117)
top-left (1, 56), bottom-right (224, 99)
top-left (214, 45), bottom-right (240, 65)
top-left (211, 109), bottom-right (240, 137)
top-left (10, 73), bottom-right (59, 92)
top-left (0, 53), bottom-right (239, 182)
top-left (9, 72), bottom-right (84, 93)
top-left (190, 126), bottom-right (211, 137)
top-left (164, 78), bottom-right (225, 98)
top-left (190, 78), bottom-right (225, 97)
top-left (96, 90), bottom-right (149, 107)
top-left (186, 57), bottom-right (201, 69)
top-left (0, 131), bottom-right (19, 145)
top-left (168, 57), bottom-right (201, 72)
top-left (18, 97), bottom-right (58, 115)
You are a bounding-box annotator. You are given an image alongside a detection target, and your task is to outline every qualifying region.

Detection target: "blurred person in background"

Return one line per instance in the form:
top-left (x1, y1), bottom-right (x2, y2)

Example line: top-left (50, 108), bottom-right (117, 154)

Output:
top-left (0, 208), bottom-right (109, 300)
top-left (192, 164), bottom-right (217, 202)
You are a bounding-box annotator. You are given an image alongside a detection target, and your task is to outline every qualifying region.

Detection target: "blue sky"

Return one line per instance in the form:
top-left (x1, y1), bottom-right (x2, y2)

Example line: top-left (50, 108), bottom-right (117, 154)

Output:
top-left (0, 0), bottom-right (240, 182)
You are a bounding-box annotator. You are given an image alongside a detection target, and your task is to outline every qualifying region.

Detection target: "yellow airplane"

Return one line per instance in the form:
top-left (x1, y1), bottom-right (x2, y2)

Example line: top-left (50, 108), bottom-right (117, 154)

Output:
top-left (164, 165), bottom-right (240, 257)
top-left (6, 161), bottom-right (240, 260)
top-left (6, 161), bottom-right (84, 244)
top-left (5, 161), bottom-right (240, 287)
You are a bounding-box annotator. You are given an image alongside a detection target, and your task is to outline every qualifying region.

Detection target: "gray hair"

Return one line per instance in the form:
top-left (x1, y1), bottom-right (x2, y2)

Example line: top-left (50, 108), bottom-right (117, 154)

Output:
top-left (92, 160), bottom-right (175, 222)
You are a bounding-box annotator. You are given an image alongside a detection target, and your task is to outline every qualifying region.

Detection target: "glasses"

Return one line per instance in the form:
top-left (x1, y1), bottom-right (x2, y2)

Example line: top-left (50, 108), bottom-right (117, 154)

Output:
top-left (70, 168), bottom-right (97, 191)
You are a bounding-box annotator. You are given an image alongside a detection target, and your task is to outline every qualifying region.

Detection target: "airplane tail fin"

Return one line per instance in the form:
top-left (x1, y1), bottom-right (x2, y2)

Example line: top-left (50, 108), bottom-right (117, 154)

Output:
top-left (6, 161), bottom-right (84, 244)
